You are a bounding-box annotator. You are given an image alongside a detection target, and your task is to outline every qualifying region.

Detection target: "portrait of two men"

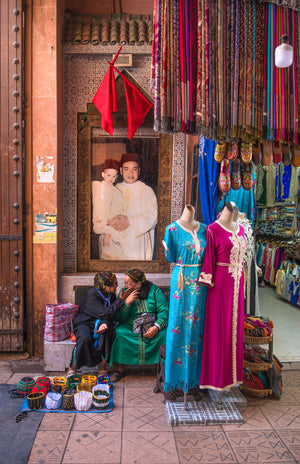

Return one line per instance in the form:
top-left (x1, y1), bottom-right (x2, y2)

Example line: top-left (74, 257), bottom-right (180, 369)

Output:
top-left (91, 137), bottom-right (159, 261)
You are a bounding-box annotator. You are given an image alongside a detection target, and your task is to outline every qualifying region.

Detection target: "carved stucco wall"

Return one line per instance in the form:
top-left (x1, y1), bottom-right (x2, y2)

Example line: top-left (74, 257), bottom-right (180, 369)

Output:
top-left (63, 45), bottom-right (185, 272)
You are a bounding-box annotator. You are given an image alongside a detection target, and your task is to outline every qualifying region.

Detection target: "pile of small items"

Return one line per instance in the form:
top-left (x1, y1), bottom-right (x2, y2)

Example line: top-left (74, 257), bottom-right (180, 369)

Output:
top-left (14, 373), bottom-right (111, 411)
top-left (244, 315), bottom-right (273, 338)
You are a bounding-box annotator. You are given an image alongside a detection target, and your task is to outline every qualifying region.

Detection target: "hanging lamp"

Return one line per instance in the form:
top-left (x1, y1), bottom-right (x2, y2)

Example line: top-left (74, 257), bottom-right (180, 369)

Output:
top-left (275, 34), bottom-right (293, 68)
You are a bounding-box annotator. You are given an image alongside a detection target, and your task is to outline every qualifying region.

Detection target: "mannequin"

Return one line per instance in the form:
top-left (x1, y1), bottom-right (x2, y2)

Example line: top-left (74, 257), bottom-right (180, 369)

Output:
top-left (217, 201), bottom-right (239, 232)
top-left (237, 211), bottom-right (261, 316)
top-left (177, 204), bottom-right (199, 232)
top-left (198, 203), bottom-right (246, 403)
top-left (162, 204), bottom-right (207, 409)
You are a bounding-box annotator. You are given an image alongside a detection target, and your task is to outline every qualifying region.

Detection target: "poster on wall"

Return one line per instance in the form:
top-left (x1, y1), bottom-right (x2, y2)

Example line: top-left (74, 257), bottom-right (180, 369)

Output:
top-left (36, 156), bottom-right (55, 183)
top-left (91, 137), bottom-right (159, 261)
top-left (33, 211), bottom-right (57, 243)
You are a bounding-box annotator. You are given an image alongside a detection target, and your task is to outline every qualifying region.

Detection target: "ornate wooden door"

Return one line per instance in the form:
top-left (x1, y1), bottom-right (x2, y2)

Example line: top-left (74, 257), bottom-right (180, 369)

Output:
top-left (0, 0), bottom-right (24, 351)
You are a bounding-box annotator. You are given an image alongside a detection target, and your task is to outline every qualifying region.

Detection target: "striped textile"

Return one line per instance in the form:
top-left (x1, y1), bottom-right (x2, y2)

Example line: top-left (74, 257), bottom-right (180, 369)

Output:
top-left (151, 0), bottom-right (300, 143)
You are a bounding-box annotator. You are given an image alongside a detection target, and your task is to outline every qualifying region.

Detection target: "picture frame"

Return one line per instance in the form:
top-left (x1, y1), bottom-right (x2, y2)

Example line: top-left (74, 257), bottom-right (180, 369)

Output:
top-left (77, 108), bottom-right (172, 273)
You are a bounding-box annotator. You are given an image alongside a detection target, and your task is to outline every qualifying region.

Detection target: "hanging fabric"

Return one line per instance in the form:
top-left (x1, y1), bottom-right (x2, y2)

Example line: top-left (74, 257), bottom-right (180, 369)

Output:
top-left (151, 0), bottom-right (300, 144)
top-left (198, 135), bottom-right (219, 225)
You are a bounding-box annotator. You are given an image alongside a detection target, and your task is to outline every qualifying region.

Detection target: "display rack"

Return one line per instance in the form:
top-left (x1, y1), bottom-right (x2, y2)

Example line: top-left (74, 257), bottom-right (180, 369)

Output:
top-left (255, 203), bottom-right (297, 237)
top-left (241, 332), bottom-right (273, 398)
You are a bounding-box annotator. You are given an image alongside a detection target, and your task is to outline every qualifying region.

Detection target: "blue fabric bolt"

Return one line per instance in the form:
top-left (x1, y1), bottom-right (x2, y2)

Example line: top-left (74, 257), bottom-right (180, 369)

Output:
top-left (198, 135), bottom-right (218, 225)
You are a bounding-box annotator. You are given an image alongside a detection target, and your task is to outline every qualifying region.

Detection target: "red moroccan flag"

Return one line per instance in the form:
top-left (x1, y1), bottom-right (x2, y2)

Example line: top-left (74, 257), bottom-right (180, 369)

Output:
top-left (92, 46), bottom-right (123, 135)
top-left (123, 78), bottom-right (153, 139)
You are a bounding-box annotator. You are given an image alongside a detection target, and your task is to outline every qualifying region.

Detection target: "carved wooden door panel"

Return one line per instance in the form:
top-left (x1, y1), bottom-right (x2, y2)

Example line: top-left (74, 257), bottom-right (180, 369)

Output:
top-left (0, 0), bottom-right (24, 351)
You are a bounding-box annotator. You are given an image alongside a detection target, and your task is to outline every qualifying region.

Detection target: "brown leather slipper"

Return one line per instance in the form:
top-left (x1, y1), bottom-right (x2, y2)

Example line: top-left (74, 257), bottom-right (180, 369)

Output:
top-left (252, 140), bottom-right (262, 165)
top-left (292, 145), bottom-right (300, 167)
top-left (262, 141), bottom-right (273, 166)
top-left (241, 162), bottom-right (253, 191)
top-left (272, 141), bottom-right (282, 164)
top-left (282, 143), bottom-right (291, 165)
top-left (231, 159), bottom-right (241, 190)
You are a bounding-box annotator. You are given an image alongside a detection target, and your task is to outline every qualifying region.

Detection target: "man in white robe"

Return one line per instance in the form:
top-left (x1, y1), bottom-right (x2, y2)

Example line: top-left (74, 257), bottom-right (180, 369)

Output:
top-left (108, 153), bottom-right (158, 260)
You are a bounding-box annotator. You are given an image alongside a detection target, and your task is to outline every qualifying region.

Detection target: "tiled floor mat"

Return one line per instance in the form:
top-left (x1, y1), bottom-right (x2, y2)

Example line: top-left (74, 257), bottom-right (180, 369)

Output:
top-left (208, 387), bottom-right (247, 406)
top-left (166, 400), bottom-right (244, 426)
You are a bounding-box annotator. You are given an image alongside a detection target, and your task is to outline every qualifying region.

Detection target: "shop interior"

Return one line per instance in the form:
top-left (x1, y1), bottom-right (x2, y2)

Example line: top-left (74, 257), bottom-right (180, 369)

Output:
top-left (186, 136), bottom-right (300, 365)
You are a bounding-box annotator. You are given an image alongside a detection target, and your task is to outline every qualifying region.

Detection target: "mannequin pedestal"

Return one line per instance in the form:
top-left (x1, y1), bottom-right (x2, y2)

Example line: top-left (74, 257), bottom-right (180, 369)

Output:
top-left (165, 387), bottom-right (247, 426)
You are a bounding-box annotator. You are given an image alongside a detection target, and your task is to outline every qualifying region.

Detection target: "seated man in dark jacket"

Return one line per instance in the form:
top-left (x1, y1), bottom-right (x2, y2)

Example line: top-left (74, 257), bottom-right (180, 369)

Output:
top-left (67, 271), bottom-right (131, 376)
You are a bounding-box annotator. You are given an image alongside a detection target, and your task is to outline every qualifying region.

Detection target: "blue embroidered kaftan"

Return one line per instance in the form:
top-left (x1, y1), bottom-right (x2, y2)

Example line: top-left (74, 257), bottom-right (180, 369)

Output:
top-left (163, 221), bottom-right (207, 393)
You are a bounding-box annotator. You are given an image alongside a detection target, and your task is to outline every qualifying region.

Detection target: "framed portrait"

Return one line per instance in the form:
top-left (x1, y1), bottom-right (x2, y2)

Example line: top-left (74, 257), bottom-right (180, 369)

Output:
top-left (77, 108), bottom-right (172, 273)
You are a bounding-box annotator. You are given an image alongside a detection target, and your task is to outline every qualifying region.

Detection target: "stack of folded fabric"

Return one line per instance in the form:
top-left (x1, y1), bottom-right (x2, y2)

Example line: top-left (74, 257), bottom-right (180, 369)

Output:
top-left (244, 345), bottom-right (270, 364)
top-left (244, 315), bottom-right (273, 338)
top-left (243, 369), bottom-right (269, 392)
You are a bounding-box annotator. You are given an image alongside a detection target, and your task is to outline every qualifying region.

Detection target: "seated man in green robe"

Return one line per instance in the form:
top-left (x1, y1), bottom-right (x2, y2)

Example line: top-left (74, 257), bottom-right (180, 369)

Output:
top-left (109, 269), bottom-right (169, 382)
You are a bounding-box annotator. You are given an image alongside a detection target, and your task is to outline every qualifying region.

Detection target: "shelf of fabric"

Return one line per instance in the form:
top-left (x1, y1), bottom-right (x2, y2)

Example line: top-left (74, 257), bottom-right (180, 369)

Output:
top-left (243, 330), bottom-right (273, 398)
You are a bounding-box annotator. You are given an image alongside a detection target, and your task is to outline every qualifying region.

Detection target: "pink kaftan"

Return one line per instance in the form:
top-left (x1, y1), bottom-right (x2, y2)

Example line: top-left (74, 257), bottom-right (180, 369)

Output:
top-left (198, 220), bottom-right (246, 391)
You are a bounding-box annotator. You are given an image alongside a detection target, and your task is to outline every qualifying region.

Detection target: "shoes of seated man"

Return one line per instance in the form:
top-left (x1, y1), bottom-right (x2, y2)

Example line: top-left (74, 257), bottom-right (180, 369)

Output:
top-left (66, 368), bottom-right (77, 378)
top-left (110, 371), bottom-right (125, 383)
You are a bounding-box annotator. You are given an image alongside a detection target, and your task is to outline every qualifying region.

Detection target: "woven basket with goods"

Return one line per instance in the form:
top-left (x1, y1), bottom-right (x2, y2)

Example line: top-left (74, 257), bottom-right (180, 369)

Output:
top-left (97, 374), bottom-right (110, 385)
top-left (241, 369), bottom-right (272, 398)
top-left (67, 374), bottom-right (81, 390)
top-left (92, 385), bottom-right (110, 410)
top-left (62, 389), bottom-right (76, 410)
top-left (51, 377), bottom-right (67, 393)
top-left (244, 346), bottom-right (272, 370)
top-left (27, 392), bottom-right (45, 409)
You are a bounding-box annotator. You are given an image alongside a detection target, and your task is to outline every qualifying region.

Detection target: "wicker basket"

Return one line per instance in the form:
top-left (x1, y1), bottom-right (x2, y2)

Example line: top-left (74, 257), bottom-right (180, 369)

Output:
top-left (92, 386), bottom-right (110, 410)
top-left (240, 385), bottom-right (272, 398)
top-left (51, 377), bottom-right (67, 393)
top-left (243, 360), bottom-right (272, 372)
top-left (82, 375), bottom-right (97, 389)
top-left (67, 375), bottom-right (81, 390)
top-left (27, 392), bottom-right (45, 409)
top-left (244, 332), bottom-right (272, 345)
top-left (62, 389), bottom-right (76, 410)
top-left (97, 374), bottom-right (110, 385)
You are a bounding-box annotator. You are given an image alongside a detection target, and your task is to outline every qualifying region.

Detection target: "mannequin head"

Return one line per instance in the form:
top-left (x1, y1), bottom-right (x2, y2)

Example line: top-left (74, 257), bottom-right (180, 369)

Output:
top-left (177, 204), bottom-right (198, 232)
top-left (225, 202), bottom-right (239, 220)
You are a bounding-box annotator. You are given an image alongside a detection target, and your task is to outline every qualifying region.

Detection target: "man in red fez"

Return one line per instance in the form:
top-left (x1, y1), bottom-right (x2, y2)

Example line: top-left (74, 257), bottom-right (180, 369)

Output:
top-left (107, 153), bottom-right (158, 260)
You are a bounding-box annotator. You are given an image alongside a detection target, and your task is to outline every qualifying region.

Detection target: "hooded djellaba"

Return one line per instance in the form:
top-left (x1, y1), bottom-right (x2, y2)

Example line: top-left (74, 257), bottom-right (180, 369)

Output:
top-left (109, 269), bottom-right (169, 381)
